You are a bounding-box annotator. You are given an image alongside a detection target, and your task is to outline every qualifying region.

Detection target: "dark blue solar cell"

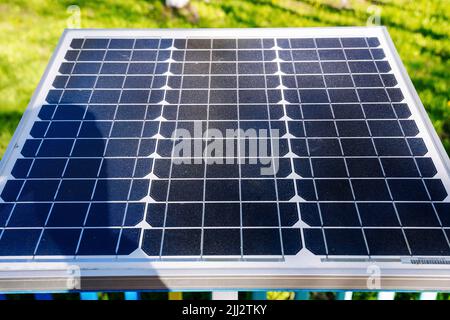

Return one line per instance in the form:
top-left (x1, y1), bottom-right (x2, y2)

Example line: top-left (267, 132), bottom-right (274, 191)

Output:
top-left (388, 179), bottom-right (429, 201)
top-left (381, 158), bottom-right (419, 177)
top-left (320, 203), bottom-right (359, 227)
top-left (167, 180), bottom-right (203, 201)
top-left (0, 229), bottom-right (41, 256)
top-left (277, 179), bottom-right (296, 201)
top-left (135, 39), bottom-right (159, 49)
top-left (436, 203), bottom-right (450, 227)
top-left (324, 74), bottom-right (353, 88)
top-left (162, 229), bottom-right (201, 256)
top-left (294, 62), bottom-right (321, 74)
top-left (308, 138), bottom-right (342, 156)
top-left (53, 105), bottom-right (86, 120)
top-left (105, 139), bottom-right (139, 157)
top-left (425, 179), bottom-right (447, 201)
top-left (358, 89), bottom-right (389, 102)
top-left (242, 203), bottom-right (279, 227)
top-left (332, 104), bottom-right (364, 119)
top-left (46, 121), bottom-right (80, 138)
top-left (367, 37), bottom-right (380, 47)
top-left (347, 158), bottom-right (383, 177)
top-left (304, 228), bottom-right (326, 255)
top-left (363, 103), bottom-right (395, 119)
top-left (374, 138), bottom-right (411, 156)
top-left (282, 228), bottom-right (302, 255)
top-left (70, 38), bottom-right (83, 49)
top-left (243, 228), bottom-right (282, 255)
top-left (105, 50), bottom-right (131, 61)
top-left (296, 179), bottom-right (316, 201)
top-left (299, 203), bottom-right (321, 226)
top-left (400, 120), bottom-right (419, 136)
top-left (59, 62), bottom-right (74, 74)
top-left (381, 74), bottom-right (397, 87)
top-left (203, 229), bottom-right (241, 256)
top-left (36, 229), bottom-right (82, 256)
top-left (85, 105), bottom-right (116, 120)
top-left (120, 90), bottom-right (150, 103)
top-left (165, 203), bottom-right (202, 227)
top-left (405, 229), bottom-right (450, 256)
top-left (349, 61), bottom-right (377, 73)
top-left (396, 203), bottom-right (439, 227)
top-left (110, 121), bottom-right (143, 138)
top-left (100, 63), bottom-right (128, 74)
top-left (293, 158), bottom-right (312, 178)
top-left (146, 203), bottom-right (165, 227)
top-left (142, 229), bottom-right (163, 256)
top-left (90, 90), bottom-right (121, 103)
top-left (290, 38), bottom-right (315, 48)
top-left (46, 90), bottom-right (62, 103)
top-left (86, 203), bottom-right (127, 226)
top-left (365, 229), bottom-right (409, 256)
top-left (336, 120), bottom-right (370, 137)
top-left (329, 89), bottom-right (359, 103)
top-left (124, 203), bottom-right (145, 226)
top-left (311, 158), bottom-right (347, 177)
top-left (47, 203), bottom-right (89, 227)
top-left (387, 88), bottom-right (404, 102)
top-left (139, 138), bottom-right (156, 157)
top-left (416, 158), bottom-right (437, 177)
top-left (78, 121), bottom-right (111, 138)
top-left (352, 179), bottom-right (391, 201)
top-left (315, 179), bottom-right (353, 201)
top-left (299, 89), bottom-right (329, 103)
top-left (279, 203), bottom-right (299, 226)
top-left (0, 203), bottom-right (13, 227)
top-left (241, 179), bottom-right (276, 201)
top-left (353, 74), bottom-right (383, 87)
top-left (296, 75), bottom-right (324, 88)
top-left (117, 228), bottom-right (141, 255)
top-left (52, 75), bottom-right (68, 88)
top-left (376, 60), bottom-right (391, 72)
top-left (11, 159), bottom-right (33, 178)
top-left (213, 39), bottom-right (236, 49)
top-left (96, 76), bottom-right (124, 88)
top-left (78, 50), bottom-right (106, 61)
top-left (408, 138), bottom-right (428, 156)
top-left (325, 228), bottom-right (368, 255)
top-left (393, 103), bottom-right (411, 118)
top-left (358, 203), bottom-right (399, 227)
top-left (302, 104), bottom-right (332, 119)
top-left (132, 50), bottom-right (158, 61)
top-left (7, 203), bottom-right (51, 227)
top-left (109, 39), bottom-right (134, 49)
top-left (28, 158), bottom-right (66, 178)
top-left (72, 63), bottom-right (101, 74)
top-left (1, 180), bottom-right (24, 201)
top-left (72, 139), bottom-right (106, 157)
top-left (60, 90), bottom-right (91, 103)
top-left (292, 50), bottom-right (318, 61)
top-left (369, 120), bottom-right (403, 137)
top-left (305, 121), bottom-right (336, 137)
top-left (341, 138), bottom-right (376, 156)
top-left (204, 179), bottom-right (238, 201)
top-left (318, 49), bottom-right (345, 60)
top-left (92, 179), bottom-right (131, 201)
top-left (38, 105), bottom-right (57, 120)
top-left (77, 228), bottom-right (121, 255)
top-left (316, 38), bottom-right (340, 48)
top-left (321, 62), bottom-right (348, 73)
top-left (345, 49), bottom-right (372, 60)
top-left (18, 180), bottom-right (59, 201)
top-left (204, 203), bottom-right (240, 227)
top-left (56, 179), bottom-right (96, 201)
top-left (128, 63), bottom-right (155, 74)
top-left (124, 76), bottom-right (153, 89)
top-left (83, 39), bottom-right (108, 49)
top-left (130, 179), bottom-right (149, 201)
top-left (66, 76), bottom-right (96, 88)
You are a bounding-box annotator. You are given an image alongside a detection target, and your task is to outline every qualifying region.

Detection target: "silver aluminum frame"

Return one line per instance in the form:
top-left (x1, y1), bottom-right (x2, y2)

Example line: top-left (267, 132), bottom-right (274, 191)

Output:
top-left (0, 27), bottom-right (450, 293)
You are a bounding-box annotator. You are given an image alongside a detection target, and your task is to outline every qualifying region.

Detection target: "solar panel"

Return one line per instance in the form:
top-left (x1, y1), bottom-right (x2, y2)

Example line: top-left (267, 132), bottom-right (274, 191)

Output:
top-left (0, 27), bottom-right (449, 291)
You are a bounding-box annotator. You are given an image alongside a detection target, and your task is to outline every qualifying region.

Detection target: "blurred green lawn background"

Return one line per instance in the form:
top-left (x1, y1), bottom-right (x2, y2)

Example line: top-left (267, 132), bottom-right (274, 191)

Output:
top-left (0, 0), bottom-right (449, 300)
top-left (0, 0), bottom-right (449, 157)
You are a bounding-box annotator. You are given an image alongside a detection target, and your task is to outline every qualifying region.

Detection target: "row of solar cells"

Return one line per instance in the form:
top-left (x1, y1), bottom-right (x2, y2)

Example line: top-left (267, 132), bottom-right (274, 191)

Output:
top-left (69, 37), bottom-right (381, 50)
top-left (37, 103), bottom-right (412, 121)
top-left (0, 227), bottom-right (302, 256)
top-left (2, 177), bottom-right (446, 202)
top-left (0, 202), bottom-right (298, 228)
top-left (9, 157), bottom-right (438, 179)
top-left (29, 120), bottom-right (418, 139)
top-left (57, 60), bottom-right (393, 75)
top-left (53, 74), bottom-right (397, 90)
top-left (63, 48), bottom-right (386, 62)
top-left (46, 88), bottom-right (403, 104)
top-left (18, 137), bottom-right (429, 158)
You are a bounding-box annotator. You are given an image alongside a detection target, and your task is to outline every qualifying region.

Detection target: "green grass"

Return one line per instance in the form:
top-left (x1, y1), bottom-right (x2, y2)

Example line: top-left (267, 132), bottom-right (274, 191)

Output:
top-left (0, 0), bottom-right (449, 157)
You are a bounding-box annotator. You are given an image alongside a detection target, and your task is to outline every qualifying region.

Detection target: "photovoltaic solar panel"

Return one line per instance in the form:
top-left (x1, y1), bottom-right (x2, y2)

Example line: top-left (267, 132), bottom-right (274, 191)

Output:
top-left (0, 27), bottom-right (449, 291)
